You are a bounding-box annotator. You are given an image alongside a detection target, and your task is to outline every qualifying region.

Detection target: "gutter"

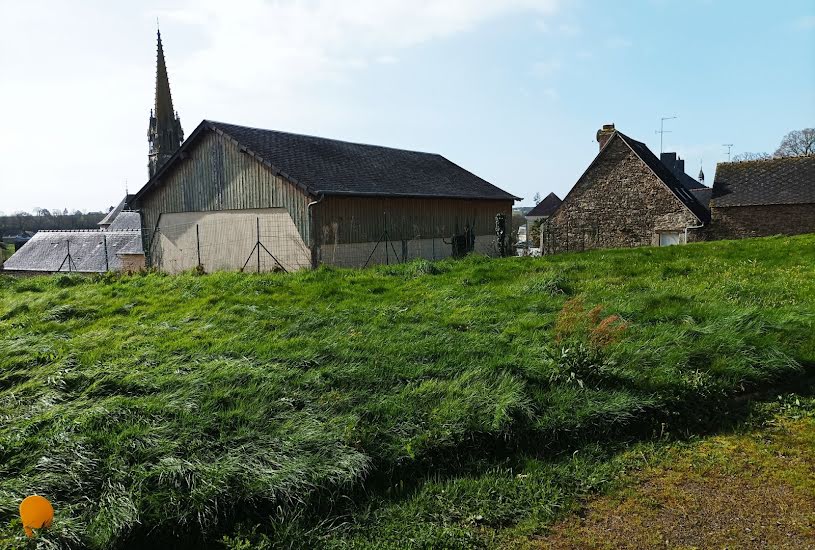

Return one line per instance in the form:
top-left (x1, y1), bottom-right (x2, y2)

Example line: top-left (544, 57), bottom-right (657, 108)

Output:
top-left (684, 220), bottom-right (705, 244)
top-left (307, 194), bottom-right (325, 269)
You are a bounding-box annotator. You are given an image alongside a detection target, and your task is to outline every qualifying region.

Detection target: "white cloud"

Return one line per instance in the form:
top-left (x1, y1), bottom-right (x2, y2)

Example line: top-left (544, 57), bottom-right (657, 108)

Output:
top-left (605, 36), bottom-right (633, 49)
top-left (0, 0), bottom-right (561, 212)
top-left (530, 59), bottom-right (562, 79)
top-left (164, 0), bottom-right (560, 92)
top-left (795, 15), bottom-right (815, 29)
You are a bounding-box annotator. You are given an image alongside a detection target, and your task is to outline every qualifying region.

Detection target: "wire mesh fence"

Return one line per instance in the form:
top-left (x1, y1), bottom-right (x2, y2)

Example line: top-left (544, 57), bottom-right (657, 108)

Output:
top-left (538, 220), bottom-right (608, 255)
top-left (148, 209), bottom-right (512, 273)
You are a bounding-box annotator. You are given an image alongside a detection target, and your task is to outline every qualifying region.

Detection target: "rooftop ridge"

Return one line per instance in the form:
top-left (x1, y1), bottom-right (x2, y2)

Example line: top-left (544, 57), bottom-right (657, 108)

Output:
top-left (206, 120), bottom-right (444, 158)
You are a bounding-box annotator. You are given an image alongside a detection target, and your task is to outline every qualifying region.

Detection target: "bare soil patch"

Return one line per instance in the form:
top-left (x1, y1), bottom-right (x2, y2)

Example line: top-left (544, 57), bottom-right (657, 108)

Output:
top-left (533, 418), bottom-right (815, 549)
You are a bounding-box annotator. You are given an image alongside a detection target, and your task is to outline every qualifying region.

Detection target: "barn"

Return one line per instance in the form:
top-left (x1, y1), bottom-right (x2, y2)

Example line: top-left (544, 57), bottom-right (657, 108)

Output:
top-left (708, 155), bottom-right (815, 240)
top-left (132, 120), bottom-right (519, 272)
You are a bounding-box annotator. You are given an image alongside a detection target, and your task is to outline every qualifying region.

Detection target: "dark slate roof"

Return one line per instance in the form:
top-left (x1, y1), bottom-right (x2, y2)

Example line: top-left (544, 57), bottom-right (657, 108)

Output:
top-left (616, 132), bottom-right (711, 223)
top-left (526, 192), bottom-right (562, 217)
top-left (99, 194), bottom-right (135, 226)
top-left (107, 211), bottom-right (141, 231)
top-left (677, 172), bottom-right (706, 190)
top-left (711, 156), bottom-right (815, 207)
top-left (135, 120), bottom-right (520, 202)
top-left (2, 230), bottom-right (143, 273)
top-left (691, 188), bottom-right (713, 210)
top-left (660, 153), bottom-right (707, 190)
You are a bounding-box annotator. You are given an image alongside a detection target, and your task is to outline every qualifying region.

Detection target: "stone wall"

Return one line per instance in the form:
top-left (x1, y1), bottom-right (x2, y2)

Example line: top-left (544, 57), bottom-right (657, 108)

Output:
top-left (549, 137), bottom-right (701, 252)
top-left (708, 204), bottom-right (815, 240)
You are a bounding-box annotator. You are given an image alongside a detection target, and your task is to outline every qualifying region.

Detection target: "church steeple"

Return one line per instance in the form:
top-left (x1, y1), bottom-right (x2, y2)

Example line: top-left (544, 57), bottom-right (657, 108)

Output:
top-left (148, 28), bottom-right (184, 178)
top-left (698, 161), bottom-right (705, 184)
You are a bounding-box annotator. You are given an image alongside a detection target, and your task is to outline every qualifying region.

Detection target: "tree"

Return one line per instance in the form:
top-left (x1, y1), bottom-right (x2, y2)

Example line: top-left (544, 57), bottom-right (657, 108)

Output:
top-left (533, 192), bottom-right (542, 205)
top-left (733, 152), bottom-right (771, 162)
top-left (775, 128), bottom-right (815, 157)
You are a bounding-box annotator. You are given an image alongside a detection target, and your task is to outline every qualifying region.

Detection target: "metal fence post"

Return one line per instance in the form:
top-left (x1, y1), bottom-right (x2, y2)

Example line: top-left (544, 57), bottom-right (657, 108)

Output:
top-left (196, 224), bottom-right (202, 269)
top-left (103, 235), bottom-right (109, 272)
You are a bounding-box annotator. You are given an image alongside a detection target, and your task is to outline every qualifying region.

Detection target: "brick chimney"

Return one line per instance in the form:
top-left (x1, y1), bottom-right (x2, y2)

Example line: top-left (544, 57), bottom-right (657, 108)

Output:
top-left (596, 123), bottom-right (615, 150)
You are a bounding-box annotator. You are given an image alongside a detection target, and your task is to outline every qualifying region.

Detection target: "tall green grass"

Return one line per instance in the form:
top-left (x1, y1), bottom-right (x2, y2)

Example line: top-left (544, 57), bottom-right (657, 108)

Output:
top-left (0, 235), bottom-right (813, 548)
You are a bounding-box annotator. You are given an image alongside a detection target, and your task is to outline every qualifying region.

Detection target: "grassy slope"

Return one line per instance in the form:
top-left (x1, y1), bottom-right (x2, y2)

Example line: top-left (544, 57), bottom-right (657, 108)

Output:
top-left (0, 235), bottom-right (813, 548)
top-left (534, 397), bottom-right (815, 549)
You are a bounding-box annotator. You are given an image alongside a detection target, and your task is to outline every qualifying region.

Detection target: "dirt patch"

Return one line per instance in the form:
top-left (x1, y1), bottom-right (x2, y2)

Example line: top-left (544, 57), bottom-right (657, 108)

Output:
top-left (532, 418), bottom-right (815, 549)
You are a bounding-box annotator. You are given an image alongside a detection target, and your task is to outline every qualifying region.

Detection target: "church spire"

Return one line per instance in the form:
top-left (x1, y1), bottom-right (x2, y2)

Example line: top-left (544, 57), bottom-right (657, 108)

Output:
top-left (698, 160), bottom-right (705, 184)
top-left (148, 27), bottom-right (184, 178)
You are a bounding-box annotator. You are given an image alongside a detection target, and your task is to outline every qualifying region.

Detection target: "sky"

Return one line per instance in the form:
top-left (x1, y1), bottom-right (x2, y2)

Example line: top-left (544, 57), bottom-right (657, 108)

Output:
top-left (0, 0), bottom-right (813, 214)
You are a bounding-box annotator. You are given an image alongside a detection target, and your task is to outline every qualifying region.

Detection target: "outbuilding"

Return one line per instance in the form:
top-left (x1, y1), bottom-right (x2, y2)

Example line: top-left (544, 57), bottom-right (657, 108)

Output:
top-left (709, 156), bottom-right (815, 239)
top-left (132, 120), bottom-right (519, 272)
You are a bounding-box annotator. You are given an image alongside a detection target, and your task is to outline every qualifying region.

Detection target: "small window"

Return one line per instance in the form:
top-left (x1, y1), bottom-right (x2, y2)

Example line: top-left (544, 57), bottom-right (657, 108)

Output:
top-left (659, 231), bottom-right (682, 246)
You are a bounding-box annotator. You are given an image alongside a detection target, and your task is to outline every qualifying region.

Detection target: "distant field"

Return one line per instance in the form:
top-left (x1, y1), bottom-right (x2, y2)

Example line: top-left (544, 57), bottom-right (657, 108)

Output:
top-left (0, 235), bottom-right (813, 548)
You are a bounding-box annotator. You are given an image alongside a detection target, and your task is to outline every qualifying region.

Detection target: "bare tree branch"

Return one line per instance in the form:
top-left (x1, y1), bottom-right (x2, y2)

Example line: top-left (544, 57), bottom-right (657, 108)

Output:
top-left (774, 128), bottom-right (815, 157)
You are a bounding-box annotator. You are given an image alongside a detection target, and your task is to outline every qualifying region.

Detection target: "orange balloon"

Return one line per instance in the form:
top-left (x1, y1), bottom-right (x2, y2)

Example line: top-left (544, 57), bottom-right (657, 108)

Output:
top-left (19, 495), bottom-right (54, 537)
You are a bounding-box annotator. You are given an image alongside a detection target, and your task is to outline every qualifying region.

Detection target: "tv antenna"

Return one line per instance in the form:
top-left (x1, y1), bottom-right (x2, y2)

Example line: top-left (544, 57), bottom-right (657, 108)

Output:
top-left (723, 144), bottom-right (734, 162)
top-left (655, 116), bottom-right (677, 154)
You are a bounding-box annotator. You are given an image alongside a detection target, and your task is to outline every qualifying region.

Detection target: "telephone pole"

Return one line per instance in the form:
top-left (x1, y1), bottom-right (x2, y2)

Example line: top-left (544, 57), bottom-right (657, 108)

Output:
top-left (723, 144), bottom-right (734, 162)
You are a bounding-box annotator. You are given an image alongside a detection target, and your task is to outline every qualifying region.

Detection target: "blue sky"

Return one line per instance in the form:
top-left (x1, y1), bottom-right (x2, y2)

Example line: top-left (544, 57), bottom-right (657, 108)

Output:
top-left (1, 0), bottom-right (813, 213)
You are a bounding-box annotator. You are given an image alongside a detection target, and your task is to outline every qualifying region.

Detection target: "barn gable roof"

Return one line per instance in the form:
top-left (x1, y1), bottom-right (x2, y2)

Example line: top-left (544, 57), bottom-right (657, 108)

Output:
top-left (711, 155), bottom-right (815, 207)
top-left (134, 120), bottom-right (520, 202)
top-left (526, 192), bottom-right (562, 217)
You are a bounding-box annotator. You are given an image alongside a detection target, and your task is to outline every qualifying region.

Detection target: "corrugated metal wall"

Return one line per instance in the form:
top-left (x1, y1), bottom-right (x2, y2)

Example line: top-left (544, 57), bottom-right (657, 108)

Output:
top-left (139, 130), bottom-right (312, 256)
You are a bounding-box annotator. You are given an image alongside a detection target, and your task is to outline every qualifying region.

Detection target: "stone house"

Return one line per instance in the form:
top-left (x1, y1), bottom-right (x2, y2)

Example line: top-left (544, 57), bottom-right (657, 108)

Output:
top-left (545, 124), bottom-right (710, 252)
top-left (708, 156), bottom-right (815, 239)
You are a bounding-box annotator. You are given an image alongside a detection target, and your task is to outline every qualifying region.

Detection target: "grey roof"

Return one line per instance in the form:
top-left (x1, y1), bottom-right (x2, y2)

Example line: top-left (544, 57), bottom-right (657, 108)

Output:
top-left (107, 211), bottom-right (141, 231)
top-left (711, 156), bottom-right (815, 207)
top-left (616, 132), bottom-right (711, 223)
top-left (135, 120), bottom-right (520, 202)
top-left (660, 152), bottom-right (707, 190)
top-left (691, 188), bottom-right (713, 210)
top-left (99, 194), bottom-right (135, 226)
top-left (526, 192), bottom-right (562, 217)
top-left (2, 230), bottom-right (142, 273)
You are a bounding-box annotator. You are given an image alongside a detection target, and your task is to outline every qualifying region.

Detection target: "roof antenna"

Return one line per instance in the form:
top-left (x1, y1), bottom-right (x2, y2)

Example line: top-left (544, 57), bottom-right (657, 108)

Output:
top-left (655, 116), bottom-right (677, 154)
top-left (723, 144), bottom-right (734, 162)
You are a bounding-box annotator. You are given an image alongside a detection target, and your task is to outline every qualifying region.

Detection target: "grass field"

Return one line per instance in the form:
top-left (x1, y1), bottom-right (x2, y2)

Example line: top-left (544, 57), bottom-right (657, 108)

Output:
top-left (1, 235), bottom-right (813, 548)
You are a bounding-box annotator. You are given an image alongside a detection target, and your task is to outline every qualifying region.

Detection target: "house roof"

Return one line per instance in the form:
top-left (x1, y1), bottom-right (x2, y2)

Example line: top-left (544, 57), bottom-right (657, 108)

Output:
top-left (711, 155), bottom-right (815, 207)
top-left (690, 188), bottom-right (713, 210)
top-left (615, 132), bottom-right (711, 223)
top-left (526, 192), bottom-right (562, 217)
top-left (98, 194), bottom-right (135, 226)
top-left (134, 120), bottom-right (520, 202)
top-left (107, 211), bottom-right (141, 231)
top-left (2, 230), bottom-right (143, 273)
top-left (660, 152), bottom-right (707, 190)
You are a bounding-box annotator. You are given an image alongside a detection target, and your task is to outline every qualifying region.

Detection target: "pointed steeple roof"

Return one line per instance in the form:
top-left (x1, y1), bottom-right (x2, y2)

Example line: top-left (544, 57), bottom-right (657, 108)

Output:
top-left (154, 29), bottom-right (175, 125)
top-left (698, 163), bottom-right (705, 183)
top-left (148, 28), bottom-right (184, 178)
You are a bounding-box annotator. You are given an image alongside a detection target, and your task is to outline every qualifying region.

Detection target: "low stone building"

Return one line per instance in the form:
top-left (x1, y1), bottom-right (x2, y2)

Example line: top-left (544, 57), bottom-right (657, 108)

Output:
top-left (708, 156), bottom-right (815, 239)
top-left (545, 124), bottom-right (710, 252)
top-left (1, 210), bottom-right (144, 274)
